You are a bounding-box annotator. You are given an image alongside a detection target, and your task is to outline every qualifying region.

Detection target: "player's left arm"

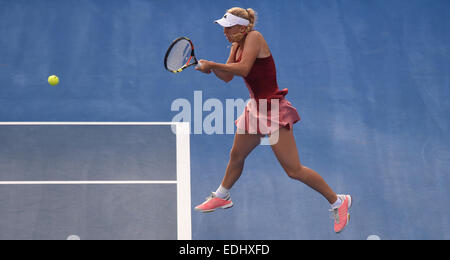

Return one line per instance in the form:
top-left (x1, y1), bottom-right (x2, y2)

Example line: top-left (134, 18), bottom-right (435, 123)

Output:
top-left (211, 42), bottom-right (239, 83)
top-left (199, 31), bottom-right (261, 77)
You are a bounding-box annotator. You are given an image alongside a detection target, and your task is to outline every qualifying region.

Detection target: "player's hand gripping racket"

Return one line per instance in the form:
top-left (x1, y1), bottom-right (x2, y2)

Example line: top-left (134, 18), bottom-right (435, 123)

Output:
top-left (164, 37), bottom-right (203, 73)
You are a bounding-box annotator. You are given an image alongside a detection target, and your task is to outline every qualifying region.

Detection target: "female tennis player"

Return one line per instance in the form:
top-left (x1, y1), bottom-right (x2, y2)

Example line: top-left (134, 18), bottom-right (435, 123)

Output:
top-left (194, 7), bottom-right (352, 233)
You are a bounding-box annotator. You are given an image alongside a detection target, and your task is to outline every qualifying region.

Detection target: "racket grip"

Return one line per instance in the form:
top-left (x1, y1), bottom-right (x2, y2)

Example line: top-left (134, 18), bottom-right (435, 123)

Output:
top-left (195, 61), bottom-right (203, 70)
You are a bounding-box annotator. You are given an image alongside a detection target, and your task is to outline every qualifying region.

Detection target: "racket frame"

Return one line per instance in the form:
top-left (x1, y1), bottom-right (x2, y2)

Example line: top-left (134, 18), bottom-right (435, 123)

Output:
top-left (164, 37), bottom-right (198, 73)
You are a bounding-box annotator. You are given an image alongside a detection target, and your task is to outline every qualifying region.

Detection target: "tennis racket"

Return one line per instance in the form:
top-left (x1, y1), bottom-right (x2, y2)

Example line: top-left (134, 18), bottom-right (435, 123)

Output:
top-left (164, 37), bottom-right (201, 73)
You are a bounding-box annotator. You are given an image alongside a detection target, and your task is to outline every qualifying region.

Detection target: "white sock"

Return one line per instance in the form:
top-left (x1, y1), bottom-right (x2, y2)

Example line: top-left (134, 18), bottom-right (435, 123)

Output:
top-left (214, 185), bottom-right (230, 199)
top-left (331, 196), bottom-right (343, 209)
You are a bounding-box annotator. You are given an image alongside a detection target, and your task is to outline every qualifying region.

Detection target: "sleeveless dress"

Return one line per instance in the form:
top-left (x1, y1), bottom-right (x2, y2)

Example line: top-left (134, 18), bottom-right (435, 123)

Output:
top-left (234, 47), bottom-right (301, 135)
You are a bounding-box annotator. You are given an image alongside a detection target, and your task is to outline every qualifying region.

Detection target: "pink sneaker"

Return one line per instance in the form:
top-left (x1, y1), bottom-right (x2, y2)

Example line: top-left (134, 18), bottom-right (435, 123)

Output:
top-left (195, 192), bottom-right (233, 213)
top-left (330, 195), bottom-right (353, 233)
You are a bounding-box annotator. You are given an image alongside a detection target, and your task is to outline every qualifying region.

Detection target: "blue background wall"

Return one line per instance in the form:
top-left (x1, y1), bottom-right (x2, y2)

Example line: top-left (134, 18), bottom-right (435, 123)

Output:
top-left (0, 0), bottom-right (449, 239)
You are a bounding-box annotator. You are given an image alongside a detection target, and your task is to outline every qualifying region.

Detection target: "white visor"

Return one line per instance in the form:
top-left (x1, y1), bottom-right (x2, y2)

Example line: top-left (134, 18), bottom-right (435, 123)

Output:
top-left (214, 12), bottom-right (249, 27)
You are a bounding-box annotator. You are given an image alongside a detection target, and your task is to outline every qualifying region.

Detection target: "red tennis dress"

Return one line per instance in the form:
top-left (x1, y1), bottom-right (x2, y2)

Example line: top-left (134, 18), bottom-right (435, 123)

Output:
top-left (234, 47), bottom-right (301, 135)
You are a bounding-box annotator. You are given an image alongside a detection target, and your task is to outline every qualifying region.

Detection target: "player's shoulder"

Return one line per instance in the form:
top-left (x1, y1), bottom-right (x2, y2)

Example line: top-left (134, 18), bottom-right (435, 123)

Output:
top-left (246, 30), bottom-right (265, 44)
top-left (247, 30), bottom-right (263, 39)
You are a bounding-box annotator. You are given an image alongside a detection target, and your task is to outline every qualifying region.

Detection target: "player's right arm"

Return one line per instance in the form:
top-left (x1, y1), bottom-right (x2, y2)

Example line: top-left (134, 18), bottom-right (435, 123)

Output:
top-left (212, 43), bottom-right (238, 83)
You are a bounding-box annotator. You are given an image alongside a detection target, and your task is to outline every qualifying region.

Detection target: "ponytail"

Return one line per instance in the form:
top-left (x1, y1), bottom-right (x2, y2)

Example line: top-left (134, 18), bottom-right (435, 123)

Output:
top-left (227, 7), bottom-right (258, 32)
top-left (245, 8), bottom-right (257, 32)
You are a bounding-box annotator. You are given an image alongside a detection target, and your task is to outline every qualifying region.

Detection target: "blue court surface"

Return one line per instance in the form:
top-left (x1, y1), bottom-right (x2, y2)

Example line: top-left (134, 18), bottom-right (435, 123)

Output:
top-left (0, 0), bottom-right (449, 240)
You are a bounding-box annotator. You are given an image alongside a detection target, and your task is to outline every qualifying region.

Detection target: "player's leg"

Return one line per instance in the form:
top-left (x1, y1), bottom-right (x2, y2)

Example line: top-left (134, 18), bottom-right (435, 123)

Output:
top-left (270, 126), bottom-right (352, 233)
top-left (195, 131), bottom-right (262, 212)
top-left (220, 131), bottom-right (263, 189)
top-left (270, 126), bottom-right (337, 204)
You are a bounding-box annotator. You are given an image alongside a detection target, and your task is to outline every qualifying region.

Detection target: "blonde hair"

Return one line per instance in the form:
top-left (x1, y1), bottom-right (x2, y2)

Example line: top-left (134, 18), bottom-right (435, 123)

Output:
top-left (227, 7), bottom-right (257, 32)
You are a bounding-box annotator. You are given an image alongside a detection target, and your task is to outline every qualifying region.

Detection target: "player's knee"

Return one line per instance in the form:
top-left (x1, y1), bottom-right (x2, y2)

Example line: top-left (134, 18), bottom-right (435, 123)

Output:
top-left (229, 149), bottom-right (246, 163)
top-left (286, 165), bottom-right (307, 181)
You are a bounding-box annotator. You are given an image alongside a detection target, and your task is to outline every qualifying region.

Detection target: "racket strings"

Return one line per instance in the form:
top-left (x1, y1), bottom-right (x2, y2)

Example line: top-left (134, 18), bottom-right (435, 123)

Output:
top-left (166, 40), bottom-right (193, 71)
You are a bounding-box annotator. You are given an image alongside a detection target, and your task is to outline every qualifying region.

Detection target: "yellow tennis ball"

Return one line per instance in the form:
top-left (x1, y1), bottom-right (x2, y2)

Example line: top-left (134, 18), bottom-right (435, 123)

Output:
top-left (48, 75), bottom-right (59, 86)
